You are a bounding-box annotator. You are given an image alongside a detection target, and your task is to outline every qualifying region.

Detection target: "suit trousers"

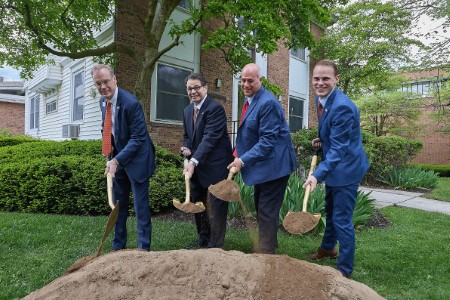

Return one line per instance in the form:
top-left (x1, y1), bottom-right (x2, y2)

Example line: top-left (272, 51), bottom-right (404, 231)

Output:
top-left (254, 175), bottom-right (290, 254)
top-left (321, 182), bottom-right (359, 276)
top-left (112, 167), bottom-right (151, 251)
top-left (190, 175), bottom-right (229, 248)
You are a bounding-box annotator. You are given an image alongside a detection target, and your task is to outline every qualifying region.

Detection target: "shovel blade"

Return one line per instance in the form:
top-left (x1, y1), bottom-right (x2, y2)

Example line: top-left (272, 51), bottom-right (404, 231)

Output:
top-left (173, 199), bottom-right (205, 213)
top-left (283, 211), bottom-right (321, 234)
top-left (208, 180), bottom-right (240, 202)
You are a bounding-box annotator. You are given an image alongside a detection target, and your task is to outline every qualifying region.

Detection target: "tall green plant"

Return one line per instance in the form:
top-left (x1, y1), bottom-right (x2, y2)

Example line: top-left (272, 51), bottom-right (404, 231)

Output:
top-left (380, 167), bottom-right (439, 190)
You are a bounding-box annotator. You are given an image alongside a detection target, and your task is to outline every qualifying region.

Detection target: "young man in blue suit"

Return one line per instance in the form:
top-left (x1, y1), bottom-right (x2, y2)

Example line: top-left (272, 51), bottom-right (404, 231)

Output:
top-left (181, 73), bottom-right (233, 249)
top-left (92, 64), bottom-right (156, 251)
top-left (228, 63), bottom-right (297, 254)
top-left (303, 60), bottom-right (370, 279)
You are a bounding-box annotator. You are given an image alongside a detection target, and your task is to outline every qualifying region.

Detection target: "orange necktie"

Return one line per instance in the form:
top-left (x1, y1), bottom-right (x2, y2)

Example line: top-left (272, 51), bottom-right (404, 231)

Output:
top-left (102, 101), bottom-right (112, 157)
top-left (318, 102), bottom-right (323, 120)
top-left (193, 107), bottom-right (199, 127)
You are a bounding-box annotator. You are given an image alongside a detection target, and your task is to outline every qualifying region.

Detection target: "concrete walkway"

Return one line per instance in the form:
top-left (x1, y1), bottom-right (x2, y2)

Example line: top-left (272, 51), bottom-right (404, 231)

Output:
top-left (359, 186), bottom-right (450, 216)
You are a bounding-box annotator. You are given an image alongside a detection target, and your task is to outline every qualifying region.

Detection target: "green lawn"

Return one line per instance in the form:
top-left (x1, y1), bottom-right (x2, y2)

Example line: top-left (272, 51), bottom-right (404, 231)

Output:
top-left (1, 207), bottom-right (450, 300)
top-left (423, 177), bottom-right (450, 202)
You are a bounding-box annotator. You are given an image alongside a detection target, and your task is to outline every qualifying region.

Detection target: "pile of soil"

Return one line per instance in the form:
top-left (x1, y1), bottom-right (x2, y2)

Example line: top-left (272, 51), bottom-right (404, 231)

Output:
top-left (22, 249), bottom-right (385, 300)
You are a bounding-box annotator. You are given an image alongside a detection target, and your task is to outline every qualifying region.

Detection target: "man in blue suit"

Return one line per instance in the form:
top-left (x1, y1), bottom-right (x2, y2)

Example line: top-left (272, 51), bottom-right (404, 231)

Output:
top-left (303, 60), bottom-right (370, 279)
top-left (92, 64), bottom-right (156, 251)
top-left (181, 73), bottom-right (233, 249)
top-left (228, 63), bottom-right (297, 254)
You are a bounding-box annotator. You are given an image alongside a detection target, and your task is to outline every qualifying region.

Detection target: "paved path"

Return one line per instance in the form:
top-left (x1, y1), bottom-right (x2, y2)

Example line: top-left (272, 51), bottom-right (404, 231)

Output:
top-left (359, 186), bottom-right (450, 216)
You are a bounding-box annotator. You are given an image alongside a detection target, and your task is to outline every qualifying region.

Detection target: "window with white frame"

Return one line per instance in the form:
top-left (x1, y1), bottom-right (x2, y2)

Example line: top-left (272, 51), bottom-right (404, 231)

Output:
top-left (72, 71), bottom-right (84, 121)
top-left (46, 100), bottom-right (57, 114)
top-left (156, 63), bottom-right (192, 122)
top-left (29, 94), bottom-right (40, 129)
top-left (289, 96), bottom-right (305, 132)
top-left (290, 48), bottom-right (306, 61)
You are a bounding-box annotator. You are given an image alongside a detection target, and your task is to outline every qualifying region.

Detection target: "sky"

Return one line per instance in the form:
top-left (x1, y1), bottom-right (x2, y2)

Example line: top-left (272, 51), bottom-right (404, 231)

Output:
top-left (0, 66), bottom-right (21, 81)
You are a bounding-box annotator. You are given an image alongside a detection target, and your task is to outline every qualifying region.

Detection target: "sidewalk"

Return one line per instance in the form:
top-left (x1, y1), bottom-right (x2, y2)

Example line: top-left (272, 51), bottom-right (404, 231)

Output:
top-left (359, 186), bottom-right (450, 216)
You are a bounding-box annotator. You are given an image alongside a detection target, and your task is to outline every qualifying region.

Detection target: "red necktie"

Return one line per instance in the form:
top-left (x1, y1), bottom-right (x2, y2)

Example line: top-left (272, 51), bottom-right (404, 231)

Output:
top-left (233, 99), bottom-right (250, 157)
top-left (102, 101), bottom-right (112, 157)
top-left (318, 102), bottom-right (323, 120)
top-left (193, 107), bottom-right (199, 127)
top-left (240, 99), bottom-right (249, 125)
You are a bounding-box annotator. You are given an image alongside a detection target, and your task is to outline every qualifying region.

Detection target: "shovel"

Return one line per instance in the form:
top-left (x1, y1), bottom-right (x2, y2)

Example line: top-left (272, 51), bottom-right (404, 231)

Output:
top-left (283, 154), bottom-right (321, 234)
top-left (65, 172), bottom-right (119, 274)
top-left (208, 167), bottom-right (240, 202)
top-left (172, 159), bottom-right (205, 213)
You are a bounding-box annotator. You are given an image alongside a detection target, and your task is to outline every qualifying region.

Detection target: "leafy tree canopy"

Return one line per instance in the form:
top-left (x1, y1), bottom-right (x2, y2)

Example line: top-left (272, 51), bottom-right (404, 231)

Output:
top-left (0, 0), bottom-right (346, 122)
top-left (393, 0), bottom-right (450, 68)
top-left (310, 0), bottom-right (424, 98)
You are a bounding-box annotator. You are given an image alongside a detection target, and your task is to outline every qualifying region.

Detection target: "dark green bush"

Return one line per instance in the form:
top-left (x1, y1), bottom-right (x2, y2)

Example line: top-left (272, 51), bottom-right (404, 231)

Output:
top-left (409, 163), bottom-right (450, 177)
top-left (357, 133), bottom-right (423, 182)
top-left (291, 128), bottom-right (322, 177)
top-left (0, 136), bottom-right (39, 148)
top-left (0, 139), bottom-right (183, 215)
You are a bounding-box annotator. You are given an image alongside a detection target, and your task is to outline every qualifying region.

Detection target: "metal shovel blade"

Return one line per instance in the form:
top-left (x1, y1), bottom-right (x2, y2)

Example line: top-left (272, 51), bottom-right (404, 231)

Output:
top-left (173, 172), bottom-right (205, 213)
top-left (283, 155), bottom-right (321, 234)
top-left (283, 210), bottom-right (321, 234)
top-left (208, 167), bottom-right (240, 202)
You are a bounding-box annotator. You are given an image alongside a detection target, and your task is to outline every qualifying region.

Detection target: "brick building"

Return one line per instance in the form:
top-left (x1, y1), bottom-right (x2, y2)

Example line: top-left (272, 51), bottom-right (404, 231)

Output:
top-left (401, 69), bottom-right (449, 165)
top-left (0, 76), bottom-right (25, 135)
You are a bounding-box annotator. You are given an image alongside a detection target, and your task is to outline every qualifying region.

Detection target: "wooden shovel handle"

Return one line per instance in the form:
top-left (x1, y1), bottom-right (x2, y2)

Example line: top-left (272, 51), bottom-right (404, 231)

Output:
top-left (184, 172), bottom-right (191, 204)
top-left (302, 155), bottom-right (318, 212)
top-left (107, 172), bottom-right (115, 210)
top-left (227, 166), bottom-right (237, 180)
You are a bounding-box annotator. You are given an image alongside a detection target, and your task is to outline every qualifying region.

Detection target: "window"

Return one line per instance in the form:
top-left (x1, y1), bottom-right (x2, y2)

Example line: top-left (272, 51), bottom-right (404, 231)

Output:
top-left (289, 96), bottom-right (305, 132)
top-left (290, 48), bottom-right (306, 61)
top-left (156, 64), bottom-right (191, 122)
top-left (72, 71), bottom-right (84, 121)
top-left (29, 94), bottom-right (40, 129)
top-left (46, 100), bottom-right (57, 114)
top-left (178, 0), bottom-right (190, 9)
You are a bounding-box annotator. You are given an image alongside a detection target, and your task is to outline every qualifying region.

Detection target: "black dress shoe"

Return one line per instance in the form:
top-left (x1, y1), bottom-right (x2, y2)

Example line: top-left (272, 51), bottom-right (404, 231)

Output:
top-left (185, 240), bottom-right (207, 249)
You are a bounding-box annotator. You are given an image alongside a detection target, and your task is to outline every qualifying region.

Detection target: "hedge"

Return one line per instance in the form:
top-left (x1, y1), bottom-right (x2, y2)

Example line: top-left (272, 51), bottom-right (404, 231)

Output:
top-left (0, 139), bottom-right (184, 215)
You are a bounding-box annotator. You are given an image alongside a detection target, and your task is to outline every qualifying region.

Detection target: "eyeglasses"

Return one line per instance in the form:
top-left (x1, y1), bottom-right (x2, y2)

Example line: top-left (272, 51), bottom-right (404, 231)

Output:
top-left (94, 77), bottom-right (114, 88)
top-left (186, 85), bottom-right (204, 93)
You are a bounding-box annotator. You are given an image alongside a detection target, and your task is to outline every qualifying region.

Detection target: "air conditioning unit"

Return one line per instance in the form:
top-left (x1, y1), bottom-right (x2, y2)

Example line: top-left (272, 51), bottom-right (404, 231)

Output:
top-left (62, 124), bottom-right (80, 139)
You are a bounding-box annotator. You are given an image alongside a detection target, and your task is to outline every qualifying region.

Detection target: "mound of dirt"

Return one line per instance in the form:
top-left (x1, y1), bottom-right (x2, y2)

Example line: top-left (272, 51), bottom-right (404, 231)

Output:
top-left (22, 249), bottom-right (384, 300)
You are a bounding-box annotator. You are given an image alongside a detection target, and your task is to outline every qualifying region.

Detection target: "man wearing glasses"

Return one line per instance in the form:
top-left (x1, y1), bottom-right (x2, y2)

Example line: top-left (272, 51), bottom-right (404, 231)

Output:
top-left (92, 64), bottom-right (156, 251)
top-left (180, 73), bottom-right (233, 249)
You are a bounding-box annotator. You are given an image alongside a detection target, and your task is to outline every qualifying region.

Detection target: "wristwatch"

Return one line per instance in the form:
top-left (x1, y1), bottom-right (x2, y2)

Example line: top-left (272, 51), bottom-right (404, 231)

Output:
top-left (188, 159), bottom-right (198, 166)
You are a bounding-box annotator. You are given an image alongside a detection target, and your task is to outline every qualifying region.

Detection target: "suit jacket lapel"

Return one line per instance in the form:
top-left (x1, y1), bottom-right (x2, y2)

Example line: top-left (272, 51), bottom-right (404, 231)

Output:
top-left (241, 88), bottom-right (264, 125)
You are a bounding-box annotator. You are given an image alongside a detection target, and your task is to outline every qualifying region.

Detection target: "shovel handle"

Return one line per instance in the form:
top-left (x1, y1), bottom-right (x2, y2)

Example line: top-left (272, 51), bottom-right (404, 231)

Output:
top-left (302, 155), bottom-right (318, 213)
top-left (184, 173), bottom-right (191, 203)
top-left (107, 172), bottom-right (115, 210)
top-left (227, 167), bottom-right (237, 180)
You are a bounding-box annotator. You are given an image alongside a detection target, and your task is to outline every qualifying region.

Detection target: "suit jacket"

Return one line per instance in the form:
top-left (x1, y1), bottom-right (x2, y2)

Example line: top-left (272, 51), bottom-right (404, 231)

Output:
top-left (183, 96), bottom-right (233, 188)
top-left (100, 88), bottom-right (156, 183)
top-left (236, 87), bottom-right (297, 186)
top-left (312, 88), bottom-right (369, 186)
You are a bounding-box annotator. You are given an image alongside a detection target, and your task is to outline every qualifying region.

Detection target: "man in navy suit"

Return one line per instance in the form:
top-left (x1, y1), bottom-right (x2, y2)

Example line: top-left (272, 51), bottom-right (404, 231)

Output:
top-left (181, 73), bottom-right (233, 249)
top-left (303, 60), bottom-right (370, 279)
top-left (228, 63), bottom-right (297, 254)
top-left (92, 64), bottom-right (156, 251)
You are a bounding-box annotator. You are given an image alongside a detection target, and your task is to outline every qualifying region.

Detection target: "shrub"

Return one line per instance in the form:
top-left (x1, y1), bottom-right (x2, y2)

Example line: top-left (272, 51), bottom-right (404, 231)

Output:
top-left (409, 163), bottom-right (450, 177)
top-left (363, 134), bottom-right (423, 181)
top-left (0, 139), bottom-right (184, 215)
top-left (380, 166), bottom-right (439, 190)
top-left (291, 128), bottom-right (322, 178)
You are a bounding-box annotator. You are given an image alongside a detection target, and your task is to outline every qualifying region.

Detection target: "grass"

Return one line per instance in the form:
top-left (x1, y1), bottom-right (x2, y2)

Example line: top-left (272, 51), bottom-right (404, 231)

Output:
top-left (423, 177), bottom-right (450, 202)
top-left (1, 207), bottom-right (450, 300)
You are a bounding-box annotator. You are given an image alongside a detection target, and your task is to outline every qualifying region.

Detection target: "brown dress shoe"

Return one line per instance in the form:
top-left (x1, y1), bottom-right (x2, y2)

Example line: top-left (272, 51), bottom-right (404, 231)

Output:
top-left (308, 247), bottom-right (339, 260)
